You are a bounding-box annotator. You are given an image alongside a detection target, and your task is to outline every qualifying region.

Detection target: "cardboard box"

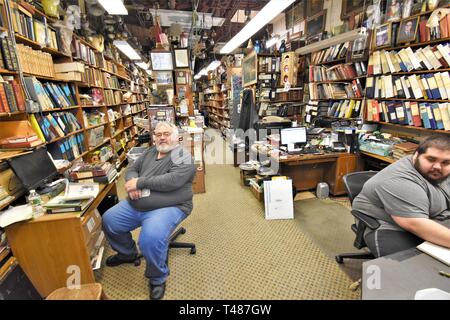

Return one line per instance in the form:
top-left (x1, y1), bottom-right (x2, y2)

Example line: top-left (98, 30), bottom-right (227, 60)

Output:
top-left (54, 62), bottom-right (85, 73)
top-left (250, 183), bottom-right (264, 202)
top-left (56, 71), bottom-right (82, 82)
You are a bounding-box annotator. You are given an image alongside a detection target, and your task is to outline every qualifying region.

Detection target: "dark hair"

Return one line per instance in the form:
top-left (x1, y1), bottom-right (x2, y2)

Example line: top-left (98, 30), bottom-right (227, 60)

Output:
top-left (416, 135), bottom-right (450, 155)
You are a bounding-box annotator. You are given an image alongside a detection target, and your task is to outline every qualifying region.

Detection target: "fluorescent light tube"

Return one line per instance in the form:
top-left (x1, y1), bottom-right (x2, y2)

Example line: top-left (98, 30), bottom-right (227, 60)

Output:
top-left (98, 0), bottom-right (128, 15)
top-left (113, 40), bottom-right (141, 60)
top-left (220, 0), bottom-right (295, 54)
top-left (206, 61), bottom-right (221, 72)
top-left (295, 28), bottom-right (367, 56)
top-left (136, 62), bottom-right (149, 70)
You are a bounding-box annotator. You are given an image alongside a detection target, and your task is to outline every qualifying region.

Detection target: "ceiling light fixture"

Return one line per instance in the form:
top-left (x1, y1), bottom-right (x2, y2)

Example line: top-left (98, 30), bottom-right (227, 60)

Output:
top-left (113, 40), bottom-right (142, 60)
top-left (98, 0), bottom-right (128, 15)
top-left (220, 0), bottom-right (295, 54)
top-left (136, 62), bottom-right (149, 70)
top-left (295, 28), bottom-right (367, 56)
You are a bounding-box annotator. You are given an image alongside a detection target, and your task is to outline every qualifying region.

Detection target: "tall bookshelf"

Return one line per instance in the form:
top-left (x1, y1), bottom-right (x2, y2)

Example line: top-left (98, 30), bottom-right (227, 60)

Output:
top-left (304, 41), bottom-right (367, 124)
top-left (363, 3), bottom-right (450, 138)
top-left (0, 0), bottom-right (150, 210)
top-left (202, 71), bottom-right (230, 135)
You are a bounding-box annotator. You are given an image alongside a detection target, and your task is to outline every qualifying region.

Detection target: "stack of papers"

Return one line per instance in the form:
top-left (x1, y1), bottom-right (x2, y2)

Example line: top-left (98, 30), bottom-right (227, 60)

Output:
top-left (64, 182), bottom-right (99, 201)
top-left (417, 241), bottom-right (450, 266)
top-left (0, 204), bottom-right (33, 228)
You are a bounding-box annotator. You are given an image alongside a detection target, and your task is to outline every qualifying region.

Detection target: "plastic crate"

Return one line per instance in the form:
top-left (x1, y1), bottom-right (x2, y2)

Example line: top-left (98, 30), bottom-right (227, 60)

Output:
top-left (126, 147), bottom-right (147, 165)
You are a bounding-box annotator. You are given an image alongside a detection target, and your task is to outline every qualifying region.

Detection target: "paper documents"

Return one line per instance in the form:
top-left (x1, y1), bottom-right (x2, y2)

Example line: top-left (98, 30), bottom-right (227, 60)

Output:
top-left (0, 204), bottom-right (33, 228)
top-left (417, 241), bottom-right (450, 266)
top-left (64, 182), bottom-right (99, 201)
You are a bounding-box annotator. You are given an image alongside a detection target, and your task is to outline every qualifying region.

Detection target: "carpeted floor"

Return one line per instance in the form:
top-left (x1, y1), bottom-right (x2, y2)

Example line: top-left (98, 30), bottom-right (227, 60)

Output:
top-left (96, 164), bottom-right (361, 300)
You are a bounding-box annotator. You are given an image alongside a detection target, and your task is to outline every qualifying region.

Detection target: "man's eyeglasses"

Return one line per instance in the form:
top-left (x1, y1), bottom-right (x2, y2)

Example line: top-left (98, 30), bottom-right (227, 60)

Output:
top-left (154, 132), bottom-right (171, 138)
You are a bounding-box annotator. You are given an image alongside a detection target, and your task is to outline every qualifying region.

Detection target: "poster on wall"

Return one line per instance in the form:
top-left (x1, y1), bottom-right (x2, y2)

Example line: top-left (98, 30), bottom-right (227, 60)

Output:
top-left (242, 52), bottom-right (257, 87)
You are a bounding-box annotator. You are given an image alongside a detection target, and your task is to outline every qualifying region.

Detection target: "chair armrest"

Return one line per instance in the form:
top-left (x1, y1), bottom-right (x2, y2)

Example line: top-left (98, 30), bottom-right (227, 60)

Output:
top-left (352, 210), bottom-right (380, 230)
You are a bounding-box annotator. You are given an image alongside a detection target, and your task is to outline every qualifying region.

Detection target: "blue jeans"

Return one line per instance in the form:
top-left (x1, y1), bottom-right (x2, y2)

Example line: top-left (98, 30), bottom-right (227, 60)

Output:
top-left (102, 200), bottom-right (186, 285)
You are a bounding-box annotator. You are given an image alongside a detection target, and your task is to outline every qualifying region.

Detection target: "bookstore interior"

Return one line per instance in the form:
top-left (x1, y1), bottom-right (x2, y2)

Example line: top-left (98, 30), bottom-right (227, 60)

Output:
top-left (0, 0), bottom-right (449, 302)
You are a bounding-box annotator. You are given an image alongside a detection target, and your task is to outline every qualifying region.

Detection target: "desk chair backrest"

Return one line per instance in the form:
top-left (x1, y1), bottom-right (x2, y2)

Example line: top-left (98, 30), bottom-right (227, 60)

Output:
top-left (343, 171), bottom-right (378, 204)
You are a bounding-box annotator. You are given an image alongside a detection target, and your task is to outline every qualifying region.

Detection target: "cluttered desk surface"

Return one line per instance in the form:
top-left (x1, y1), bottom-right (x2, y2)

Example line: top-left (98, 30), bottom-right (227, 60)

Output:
top-left (362, 248), bottom-right (450, 300)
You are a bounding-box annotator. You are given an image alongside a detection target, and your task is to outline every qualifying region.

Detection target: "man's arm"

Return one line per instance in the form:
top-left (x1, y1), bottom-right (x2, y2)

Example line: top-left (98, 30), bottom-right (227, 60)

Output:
top-left (137, 162), bottom-right (196, 192)
top-left (125, 151), bottom-right (146, 182)
top-left (392, 216), bottom-right (450, 248)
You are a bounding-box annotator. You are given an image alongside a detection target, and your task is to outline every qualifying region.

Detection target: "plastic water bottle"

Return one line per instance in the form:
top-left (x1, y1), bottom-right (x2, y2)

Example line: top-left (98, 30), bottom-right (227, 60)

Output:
top-left (28, 190), bottom-right (44, 218)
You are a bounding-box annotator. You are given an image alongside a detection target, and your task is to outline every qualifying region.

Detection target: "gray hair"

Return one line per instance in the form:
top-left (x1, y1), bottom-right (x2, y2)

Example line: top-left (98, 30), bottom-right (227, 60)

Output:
top-left (153, 121), bottom-right (179, 140)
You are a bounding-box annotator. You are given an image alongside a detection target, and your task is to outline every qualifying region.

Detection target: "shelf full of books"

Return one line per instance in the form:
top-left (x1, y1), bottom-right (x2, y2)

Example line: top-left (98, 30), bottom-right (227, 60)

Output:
top-left (303, 39), bottom-right (368, 124)
top-left (363, 3), bottom-right (450, 134)
top-left (0, 0), bottom-right (151, 169)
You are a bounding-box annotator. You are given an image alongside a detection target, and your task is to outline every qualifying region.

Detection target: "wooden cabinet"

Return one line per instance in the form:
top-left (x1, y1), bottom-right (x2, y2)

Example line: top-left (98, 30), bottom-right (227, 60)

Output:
top-left (5, 182), bottom-right (117, 297)
top-left (180, 129), bottom-right (205, 194)
top-left (324, 153), bottom-right (364, 195)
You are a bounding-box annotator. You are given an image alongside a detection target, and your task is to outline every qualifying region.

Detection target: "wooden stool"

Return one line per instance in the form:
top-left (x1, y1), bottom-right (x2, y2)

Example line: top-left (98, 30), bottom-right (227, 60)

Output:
top-left (46, 283), bottom-right (108, 300)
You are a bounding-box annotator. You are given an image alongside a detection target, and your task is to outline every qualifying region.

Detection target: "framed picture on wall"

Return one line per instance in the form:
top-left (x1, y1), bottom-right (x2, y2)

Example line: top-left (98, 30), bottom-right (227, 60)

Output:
top-left (155, 71), bottom-right (173, 85)
top-left (306, 0), bottom-right (324, 17)
top-left (150, 51), bottom-right (174, 71)
top-left (374, 23), bottom-right (392, 49)
top-left (397, 16), bottom-right (419, 44)
top-left (174, 48), bottom-right (189, 68)
top-left (242, 51), bottom-right (257, 87)
top-left (341, 0), bottom-right (365, 19)
top-left (305, 10), bottom-right (326, 37)
top-left (285, 1), bottom-right (305, 29)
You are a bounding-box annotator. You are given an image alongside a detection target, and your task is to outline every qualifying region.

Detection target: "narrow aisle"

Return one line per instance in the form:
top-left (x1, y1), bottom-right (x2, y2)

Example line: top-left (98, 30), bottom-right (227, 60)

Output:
top-left (97, 130), bottom-right (359, 299)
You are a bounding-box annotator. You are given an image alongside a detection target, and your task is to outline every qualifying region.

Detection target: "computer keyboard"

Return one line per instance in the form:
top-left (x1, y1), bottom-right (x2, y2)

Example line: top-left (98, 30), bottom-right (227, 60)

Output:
top-left (301, 148), bottom-right (320, 154)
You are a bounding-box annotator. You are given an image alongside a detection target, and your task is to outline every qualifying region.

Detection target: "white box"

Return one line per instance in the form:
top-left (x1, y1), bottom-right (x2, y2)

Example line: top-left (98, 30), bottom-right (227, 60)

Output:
top-left (264, 179), bottom-right (294, 220)
top-left (54, 62), bottom-right (85, 73)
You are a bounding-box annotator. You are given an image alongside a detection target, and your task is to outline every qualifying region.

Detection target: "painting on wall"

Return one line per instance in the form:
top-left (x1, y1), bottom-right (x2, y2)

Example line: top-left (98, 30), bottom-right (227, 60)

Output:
top-left (306, 0), bottom-right (324, 17)
top-left (341, 0), bottom-right (366, 19)
top-left (242, 52), bottom-right (257, 87)
top-left (305, 10), bottom-right (327, 37)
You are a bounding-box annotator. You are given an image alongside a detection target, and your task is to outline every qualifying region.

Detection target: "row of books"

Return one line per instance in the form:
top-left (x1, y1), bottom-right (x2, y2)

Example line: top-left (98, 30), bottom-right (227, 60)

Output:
top-left (258, 56), bottom-right (281, 73)
top-left (392, 142), bottom-right (418, 161)
top-left (308, 62), bottom-right (366, 82)
top-left (104, 90), bottom-right (123, 105)
top-left (72, 38), bottom-right (98, 67)
top-left (366, 72), bottom-right (450, 100)
top-left (23, 77), bottom-right (77, 110)
top-left (311, 42), bottom-right (349, 65)
top-left (0, 36), bottom-right (19, 71)
top-left (10, 3), bottom-right (59, 50)
top-left (368, 44), bottom-right (450, 75)
top-left (47, 133), bottom-right (87, 161)
top-left (81, 67), bottom-right (121, 90)
top-left (0, 76), bottom-right (25, 113)
top-left (308, 80), bottom-right (363, 100)
top-left (327, 99), bottom-right (363, 119)
top-left (16, 44), bottom-right (55, 78)
top-left (418, 11), bottom-right (450, 42)
top-left (366, 100), bottom-right (450, 131)
top-left (34, 112), bottom-right (82, 142)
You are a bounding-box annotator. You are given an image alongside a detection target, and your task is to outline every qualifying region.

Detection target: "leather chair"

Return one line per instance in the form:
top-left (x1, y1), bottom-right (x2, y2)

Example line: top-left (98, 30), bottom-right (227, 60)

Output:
top-left (335, 171), bottom-right (380, 264)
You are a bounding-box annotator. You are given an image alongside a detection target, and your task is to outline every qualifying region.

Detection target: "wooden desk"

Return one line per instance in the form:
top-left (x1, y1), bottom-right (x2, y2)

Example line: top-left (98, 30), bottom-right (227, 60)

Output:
top-left (362, 248), bottom-right (450, 300)
top-left (277, 152), bottom-right (363, 195)
top-left (5, 182), bottom-right (118, 298)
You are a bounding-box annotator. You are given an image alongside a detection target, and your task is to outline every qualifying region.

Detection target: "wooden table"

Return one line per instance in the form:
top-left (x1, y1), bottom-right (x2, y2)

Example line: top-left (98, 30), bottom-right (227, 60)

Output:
top-left (5, 182), bottom-right (117, 298)
top-left (275, 152), bottom-right (363, 195)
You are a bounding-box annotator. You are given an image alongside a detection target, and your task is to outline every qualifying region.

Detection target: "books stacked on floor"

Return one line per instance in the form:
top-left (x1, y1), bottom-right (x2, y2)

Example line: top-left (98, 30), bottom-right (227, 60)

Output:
top-left (69, 162), bottom-right (118, 184)
top-left (0, 134), bottom-right (43, 149)
top-left (366, 100), bottom-right (450, 130)
top-left (392, 142), bottom-right (419, 161)
top-left (43, 196), bottom-right (94, 214)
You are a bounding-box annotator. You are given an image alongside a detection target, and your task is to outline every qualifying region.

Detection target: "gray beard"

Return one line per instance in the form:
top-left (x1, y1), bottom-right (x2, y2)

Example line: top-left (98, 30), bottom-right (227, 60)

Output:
top-left (156, 143), bottom-right (178, 153)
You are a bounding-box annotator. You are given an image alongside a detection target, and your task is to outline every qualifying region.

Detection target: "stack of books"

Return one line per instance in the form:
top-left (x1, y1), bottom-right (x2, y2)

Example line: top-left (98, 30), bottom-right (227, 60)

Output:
top-left (0, 134), bottom-right (43, 149)
top-left (43, 196), bottom-right (94, 214)
top-left (392, 142), bottom-right (418, 161)
top-left (69, 162), bottom-right (118, 184)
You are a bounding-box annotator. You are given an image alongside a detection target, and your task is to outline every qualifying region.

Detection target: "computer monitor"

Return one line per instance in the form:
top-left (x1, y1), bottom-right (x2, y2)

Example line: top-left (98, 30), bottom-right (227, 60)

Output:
top-left (280, 127), bottom-right (307, 146)
top-left (7, 147), bottom-right (58, 191)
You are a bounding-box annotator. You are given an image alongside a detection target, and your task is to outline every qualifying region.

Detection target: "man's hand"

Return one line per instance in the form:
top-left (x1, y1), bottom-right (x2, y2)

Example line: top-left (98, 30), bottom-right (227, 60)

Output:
top-left (125, 178), bottom-right (139, 193)
top-left (128, 190), bottom-right (142, 200)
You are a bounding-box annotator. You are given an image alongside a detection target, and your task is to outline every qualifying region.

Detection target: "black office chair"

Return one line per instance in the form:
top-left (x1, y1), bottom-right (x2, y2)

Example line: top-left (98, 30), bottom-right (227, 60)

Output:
top-left (335, 171), bottom-right (380, 264)
top-left (168, 227), bottom-right (196, 255)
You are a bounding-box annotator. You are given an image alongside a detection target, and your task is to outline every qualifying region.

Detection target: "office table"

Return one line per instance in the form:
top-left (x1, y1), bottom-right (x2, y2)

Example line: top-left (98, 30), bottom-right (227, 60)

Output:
top-left (5, 182), bottom-right (118, 297)
top-left (275, 152), bottom-right (363, 195)
top-left (362, 248), bottom-right (450, 300)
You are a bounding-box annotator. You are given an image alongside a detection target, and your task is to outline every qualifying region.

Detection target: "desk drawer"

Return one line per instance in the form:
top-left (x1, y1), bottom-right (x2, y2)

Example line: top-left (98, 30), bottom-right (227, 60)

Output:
top-left (82, 209), bottom-right (102, 244)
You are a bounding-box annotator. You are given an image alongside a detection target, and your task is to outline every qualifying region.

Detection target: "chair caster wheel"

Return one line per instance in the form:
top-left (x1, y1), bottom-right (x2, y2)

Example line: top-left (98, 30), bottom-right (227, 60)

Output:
top-left (335, 256), bottom-right (344, 264)
top-left (190, 247), bottom-right (196, 254)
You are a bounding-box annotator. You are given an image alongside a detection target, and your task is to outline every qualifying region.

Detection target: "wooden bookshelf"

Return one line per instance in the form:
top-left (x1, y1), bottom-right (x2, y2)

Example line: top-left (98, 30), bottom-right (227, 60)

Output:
top-left (367, 121), bottom-right (450, 135)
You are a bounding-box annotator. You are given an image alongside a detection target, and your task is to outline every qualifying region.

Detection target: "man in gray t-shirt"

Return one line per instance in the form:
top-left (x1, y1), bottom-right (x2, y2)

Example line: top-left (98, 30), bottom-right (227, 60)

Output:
top-left (353, 135), bottom-right (450, 257)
